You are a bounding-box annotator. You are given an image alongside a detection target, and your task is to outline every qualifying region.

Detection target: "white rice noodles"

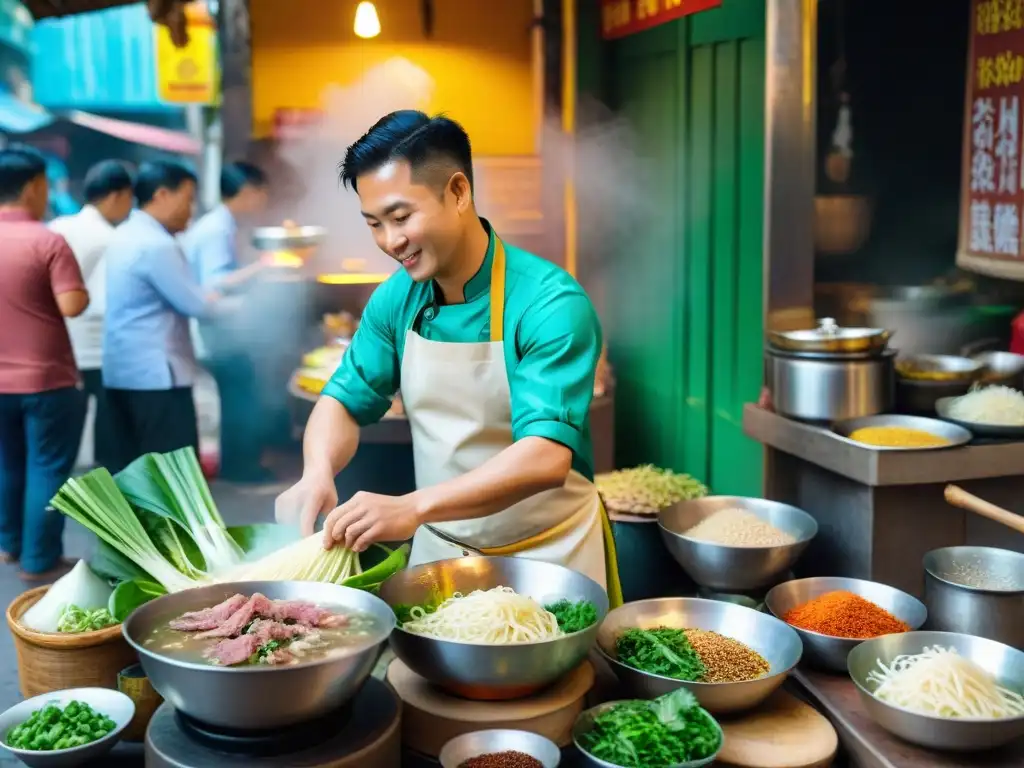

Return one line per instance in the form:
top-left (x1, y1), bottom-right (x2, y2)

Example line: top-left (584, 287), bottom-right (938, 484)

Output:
top-left (402, 586), bottom-right (563, 644)
top-left (948, 385), bottom-right (1024, 426)
top-left (866, 645), bottom-right (1024, 719)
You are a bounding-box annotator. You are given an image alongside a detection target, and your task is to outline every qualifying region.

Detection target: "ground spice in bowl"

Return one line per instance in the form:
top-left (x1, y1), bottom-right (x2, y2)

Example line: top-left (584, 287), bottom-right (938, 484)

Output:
top-left (458, 751), bottom-right (544, 768)
top-left (781, 590), bottom-right (911, 638)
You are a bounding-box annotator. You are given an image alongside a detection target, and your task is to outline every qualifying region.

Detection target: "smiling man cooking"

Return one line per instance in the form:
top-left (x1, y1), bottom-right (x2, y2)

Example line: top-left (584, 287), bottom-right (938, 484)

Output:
top-left (275, 110), bottom-right (621, 606)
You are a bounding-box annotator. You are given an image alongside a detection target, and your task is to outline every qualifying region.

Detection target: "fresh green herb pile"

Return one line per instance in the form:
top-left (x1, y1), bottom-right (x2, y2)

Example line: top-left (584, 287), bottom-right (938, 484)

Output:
top-left (577, 688), bottom-right (720, 767)
top-left (616, 627), bottom-right (706, 681)
top-left (55, 605), bottom-right (117, 634)
top-left (544, 599), bottom-right (598, 634)
top-left (6, 701), bottom-right (117, 751)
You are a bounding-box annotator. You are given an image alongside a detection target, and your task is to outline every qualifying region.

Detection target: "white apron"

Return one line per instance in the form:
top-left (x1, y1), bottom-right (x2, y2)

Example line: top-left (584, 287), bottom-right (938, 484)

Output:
top-left (401, 237), bottom-right (618, 596)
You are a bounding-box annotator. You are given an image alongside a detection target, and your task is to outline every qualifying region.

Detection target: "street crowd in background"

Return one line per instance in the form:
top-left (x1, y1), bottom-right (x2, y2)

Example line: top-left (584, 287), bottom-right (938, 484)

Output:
top-left (0, 145), bottom-right (273, 583)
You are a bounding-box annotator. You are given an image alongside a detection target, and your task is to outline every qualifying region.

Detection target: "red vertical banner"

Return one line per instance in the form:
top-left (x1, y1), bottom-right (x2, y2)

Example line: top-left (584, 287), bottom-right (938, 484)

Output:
top-left (958, 0), bottom-right (1024, 277)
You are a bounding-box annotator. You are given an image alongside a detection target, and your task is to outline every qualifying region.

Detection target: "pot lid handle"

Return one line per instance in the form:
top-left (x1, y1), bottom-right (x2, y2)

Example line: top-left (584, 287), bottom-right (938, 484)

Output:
top-left (818, 317), bottom-right (840, 336)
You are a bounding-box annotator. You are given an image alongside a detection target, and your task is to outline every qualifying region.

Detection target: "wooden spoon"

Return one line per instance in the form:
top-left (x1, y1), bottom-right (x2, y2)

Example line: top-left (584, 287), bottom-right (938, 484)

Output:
top-left (944, 485), bottom-right (1024, 536)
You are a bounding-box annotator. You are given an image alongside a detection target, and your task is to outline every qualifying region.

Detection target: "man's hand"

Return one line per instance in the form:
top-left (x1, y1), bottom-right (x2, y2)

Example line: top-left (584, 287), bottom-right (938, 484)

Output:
top-left (321, 491), bottom-right (423, 553)
top-left (275, 471), bottom-right (339, 536)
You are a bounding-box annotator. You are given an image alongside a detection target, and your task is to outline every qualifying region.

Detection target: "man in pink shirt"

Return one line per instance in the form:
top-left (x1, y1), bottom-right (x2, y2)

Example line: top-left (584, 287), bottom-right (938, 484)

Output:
top-left (0, 146), bottom-right (89, 582)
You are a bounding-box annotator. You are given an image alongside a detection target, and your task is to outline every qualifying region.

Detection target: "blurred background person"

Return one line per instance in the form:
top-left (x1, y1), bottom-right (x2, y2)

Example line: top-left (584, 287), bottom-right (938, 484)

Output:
top-left (0, 146), bottom-right (88, 582)
top-left (48, 160), bottom-right (135, 471)
top-left (103, 161), bottom-right (219, 471)
top-left (183, 161), bottom-right (273, 482)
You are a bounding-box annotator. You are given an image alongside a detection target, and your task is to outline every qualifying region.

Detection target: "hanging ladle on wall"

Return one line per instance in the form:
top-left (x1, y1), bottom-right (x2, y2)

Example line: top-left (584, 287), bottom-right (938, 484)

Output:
top-left (944, 484), bottom-right (1024, 536)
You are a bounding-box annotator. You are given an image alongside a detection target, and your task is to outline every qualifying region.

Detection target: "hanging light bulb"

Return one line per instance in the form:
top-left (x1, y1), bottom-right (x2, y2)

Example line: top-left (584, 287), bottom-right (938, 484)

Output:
top-left (354, 2), bottom-right (381, 39)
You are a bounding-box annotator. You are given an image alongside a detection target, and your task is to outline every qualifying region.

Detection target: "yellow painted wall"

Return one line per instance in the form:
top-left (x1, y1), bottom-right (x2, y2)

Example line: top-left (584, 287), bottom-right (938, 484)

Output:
top-left (250, 0), bottom-right (537, 156)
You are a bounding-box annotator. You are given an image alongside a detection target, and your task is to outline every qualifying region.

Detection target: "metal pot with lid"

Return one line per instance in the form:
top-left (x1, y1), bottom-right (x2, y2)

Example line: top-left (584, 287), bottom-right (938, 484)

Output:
top-left (766, 318), bottom-right (896, 422)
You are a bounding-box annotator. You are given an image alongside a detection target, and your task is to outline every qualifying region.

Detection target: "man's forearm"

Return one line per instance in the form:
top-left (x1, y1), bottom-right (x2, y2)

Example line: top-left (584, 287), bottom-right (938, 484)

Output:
top-left (413, 437), bottom-right (572, 524)
top-left (304, 396), bottom-right (361, 478)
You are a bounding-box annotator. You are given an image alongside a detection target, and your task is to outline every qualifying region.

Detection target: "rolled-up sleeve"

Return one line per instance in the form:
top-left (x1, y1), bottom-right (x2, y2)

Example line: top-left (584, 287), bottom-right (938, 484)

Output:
top-left (511, 288), bottom-right (602, 459)
top-left (321, 285), bottom-right (400, 426)
top-left (139, 244), bottom-right (212, 319)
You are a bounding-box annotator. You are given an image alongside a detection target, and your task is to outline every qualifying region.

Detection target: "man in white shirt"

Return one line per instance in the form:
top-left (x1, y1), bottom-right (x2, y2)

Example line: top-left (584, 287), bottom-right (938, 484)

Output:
top-left (48, 160), bottom-right (134, 468)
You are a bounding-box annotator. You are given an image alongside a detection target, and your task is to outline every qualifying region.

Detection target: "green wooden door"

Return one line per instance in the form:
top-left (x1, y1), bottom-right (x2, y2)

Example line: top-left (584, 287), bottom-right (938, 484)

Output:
top-left (590, 0), bottom-right (766, 495)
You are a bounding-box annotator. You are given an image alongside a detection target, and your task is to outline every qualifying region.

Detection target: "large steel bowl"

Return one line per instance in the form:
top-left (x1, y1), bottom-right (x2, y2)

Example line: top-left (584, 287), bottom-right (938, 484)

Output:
top-left (765, 576), bottom-right (927, 672)
top-left (658, 497), bottom-right (817, 591)
top-left (573, 699), bottom-right (723, 768)
top-left (848, 631), bottom-right (1024, 751)
top-left (377, 557), bottom-right (609, 700)
top-left (923, 546), bottom-right (1024, 648)
top-left (122, 581), bottom-right (394, 730)
top-left (595, 597), bottom-right (802, 714)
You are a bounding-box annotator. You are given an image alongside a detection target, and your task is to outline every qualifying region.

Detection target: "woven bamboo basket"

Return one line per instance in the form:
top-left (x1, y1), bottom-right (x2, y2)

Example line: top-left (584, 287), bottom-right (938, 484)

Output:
top-left (6, 585), bottom-right (138, 698)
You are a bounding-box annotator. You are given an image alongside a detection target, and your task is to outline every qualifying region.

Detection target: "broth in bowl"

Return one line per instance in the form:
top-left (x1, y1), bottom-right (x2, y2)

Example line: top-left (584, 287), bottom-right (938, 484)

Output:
top-left (143, 592), bottom-right (382, 667)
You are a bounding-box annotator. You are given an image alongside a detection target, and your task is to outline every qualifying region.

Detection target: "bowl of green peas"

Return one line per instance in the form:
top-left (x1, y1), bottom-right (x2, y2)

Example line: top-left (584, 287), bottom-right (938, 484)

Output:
top-left (0, 688), bottom-right (134, 766)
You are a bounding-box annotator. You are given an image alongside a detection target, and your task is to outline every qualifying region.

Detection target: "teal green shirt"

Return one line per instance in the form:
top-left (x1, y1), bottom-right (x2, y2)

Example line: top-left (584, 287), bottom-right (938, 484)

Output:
top-left (322, 220), bottom-right (602, 479)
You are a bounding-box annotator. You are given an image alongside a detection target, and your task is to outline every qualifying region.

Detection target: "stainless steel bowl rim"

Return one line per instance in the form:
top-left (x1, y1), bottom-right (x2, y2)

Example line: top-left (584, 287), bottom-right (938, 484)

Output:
top-left (573, 699), bottom-right (723, 767)
top-left (596, 597), bottom-right (803, 687)
top-left (847, 631), bottom-right (1024, 725)
top-left (765, 576), bottom-right (928, 641)
top-left (923, 546), bottom-right (1024, 594)
top-left (832, 414), bottom-right (974, 449)
top-left (122, 581), bottom-right (396, 674)
top-left (657, 496), bottom-right (819, 549)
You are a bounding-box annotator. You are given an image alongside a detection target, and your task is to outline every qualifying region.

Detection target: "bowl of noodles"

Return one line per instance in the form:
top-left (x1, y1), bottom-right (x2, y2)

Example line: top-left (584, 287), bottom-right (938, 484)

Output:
top-left (847, 630), bottom-right (1024, 751)
top-left (377, 557), bottom-right (609, 700)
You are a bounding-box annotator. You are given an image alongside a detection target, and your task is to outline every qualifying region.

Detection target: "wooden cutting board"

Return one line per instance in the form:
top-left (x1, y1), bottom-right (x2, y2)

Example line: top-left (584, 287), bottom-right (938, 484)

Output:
top-left (717, 689), bottom-right (838, 768)
top-left (387, 658), bottom-right (594, 758)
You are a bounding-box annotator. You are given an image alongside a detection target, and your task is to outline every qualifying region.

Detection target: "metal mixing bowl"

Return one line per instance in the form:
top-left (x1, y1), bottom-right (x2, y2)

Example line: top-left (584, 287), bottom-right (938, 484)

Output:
top-left (439, 729), bottom-right (561, 768)
top-left (573, 700), bottom-right (723, 768)
top-left (765, 576), bottom-right (927, 672)
top-left (658, 497), bottom-right (817, 591)
top-left (595, 597), bottom-right (802, 714)
top-left (847, 631), bottom-right (1024, 751)
top-left (923, 546), bottom-right (1024, 648)
top-left (122, 581), bottom-right (394, 729)
top-left (251, 225), bottom-right (327, 251)
top-left (377, 556), bottom-right (609, 700)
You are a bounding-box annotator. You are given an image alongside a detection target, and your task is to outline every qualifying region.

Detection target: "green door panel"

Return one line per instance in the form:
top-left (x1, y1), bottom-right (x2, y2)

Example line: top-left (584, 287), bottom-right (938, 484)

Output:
top-left (583, 0), bottom-right (766, 496)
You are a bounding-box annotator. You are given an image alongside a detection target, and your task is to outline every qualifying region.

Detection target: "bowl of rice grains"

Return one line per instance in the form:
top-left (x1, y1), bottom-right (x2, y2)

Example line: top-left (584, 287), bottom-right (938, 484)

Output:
top-left (573, 688), bottom-right (723, 768)
top-left (765, 576), bottom-right (927, 672)
top-left (658, 496), bottom-right (818, 591)
top-left (847, 631), bottom-right (1024, 751)
top-left (923, 546), bottom-right (1024, 649)
top-left (936, 384), bottom-right (1024, 437)
top-left (595, 597), bottom-right (803, 714)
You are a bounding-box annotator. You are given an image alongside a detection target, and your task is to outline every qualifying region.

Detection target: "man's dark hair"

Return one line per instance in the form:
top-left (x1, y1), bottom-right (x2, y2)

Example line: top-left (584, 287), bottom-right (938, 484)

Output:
top-left (83, 160), bottom-right (134, 204)
top-left (339, 110), bottom-right (473, 193)
top-left (0, 144), bottom-right (46, 204)
top-left (134, 161), bottom-right (197, 207)
top-left (221, 161), bottom-right (267, 199)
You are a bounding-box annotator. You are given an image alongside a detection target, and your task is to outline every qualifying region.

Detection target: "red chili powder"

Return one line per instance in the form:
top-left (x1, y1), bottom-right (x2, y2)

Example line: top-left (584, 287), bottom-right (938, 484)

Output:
top-left (782, 590), bottom-right (910, 639)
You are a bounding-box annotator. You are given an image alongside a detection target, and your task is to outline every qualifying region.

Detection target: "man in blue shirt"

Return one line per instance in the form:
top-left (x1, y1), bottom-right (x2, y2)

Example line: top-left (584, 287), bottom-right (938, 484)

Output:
top-left (181, 162), bottom-right (271, 481)
top-left (103, 162), bottom-right (218, 471)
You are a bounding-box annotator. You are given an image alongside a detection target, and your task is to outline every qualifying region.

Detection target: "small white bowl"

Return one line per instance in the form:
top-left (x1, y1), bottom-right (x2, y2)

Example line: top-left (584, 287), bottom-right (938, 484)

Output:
top-left (0, 688), bottom-right (135, 767)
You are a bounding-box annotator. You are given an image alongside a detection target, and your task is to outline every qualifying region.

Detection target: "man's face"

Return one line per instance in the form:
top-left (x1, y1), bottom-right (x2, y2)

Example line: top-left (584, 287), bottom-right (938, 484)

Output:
top-left (107, 188), bottom-right (134, 225)
top-left (233, 183), bottom-right (269, 216)
top-left (157, 180), bottom-right (195, 234)
top-left (356, 160), bottom-right (467, 283)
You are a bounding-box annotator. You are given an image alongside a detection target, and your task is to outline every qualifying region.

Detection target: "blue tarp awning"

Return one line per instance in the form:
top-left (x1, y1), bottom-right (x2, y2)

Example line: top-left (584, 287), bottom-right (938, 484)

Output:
top-left (0, 91), bottom-right (54, 134)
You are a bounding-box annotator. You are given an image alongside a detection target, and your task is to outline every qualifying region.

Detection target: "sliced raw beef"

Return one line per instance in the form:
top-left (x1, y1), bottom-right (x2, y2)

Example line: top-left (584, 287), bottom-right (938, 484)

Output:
top-left (169, 594), bottom-right (247, 631)
top-left (247, 619), bottom-right (309, 644)
top-left (206, 634), bottom-right (260, 666)
top-left (269, 599), bottom-right (345, 627)
top-left (195, 593), bottom-right (276, 639)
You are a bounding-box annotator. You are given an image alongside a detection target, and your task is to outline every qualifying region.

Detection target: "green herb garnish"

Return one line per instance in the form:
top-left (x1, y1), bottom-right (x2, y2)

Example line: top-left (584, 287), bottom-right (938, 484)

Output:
top-left (577, 689), bottom-right (720, 767)
top-left (5, 700), bottom-right (117, 751)
top-left (56, 605), bottom-right (117, 634)
top-left (616, 627), bottom-right (706, 681)
top-left (544, 599), bottom-right (598, 634)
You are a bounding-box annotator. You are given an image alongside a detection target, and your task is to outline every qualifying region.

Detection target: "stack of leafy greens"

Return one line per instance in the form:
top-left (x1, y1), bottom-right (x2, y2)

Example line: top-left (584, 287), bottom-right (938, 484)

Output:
top-left (576, 689), bottom-right (721, 767)
top-left (544, 599), bottom-right (598, 634)
top-left (50, 448), bottom-right (409, 622)
top-left (615, 627), bottom-right (707, 681)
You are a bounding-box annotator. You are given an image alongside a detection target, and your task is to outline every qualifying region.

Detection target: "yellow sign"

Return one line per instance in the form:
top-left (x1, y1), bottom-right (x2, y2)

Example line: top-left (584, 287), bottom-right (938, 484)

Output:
top-left (154, 3), bottom-right (218, 105)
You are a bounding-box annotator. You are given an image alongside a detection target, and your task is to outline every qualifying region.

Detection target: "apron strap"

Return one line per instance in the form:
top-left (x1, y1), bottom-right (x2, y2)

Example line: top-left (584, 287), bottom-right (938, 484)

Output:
top-left (490, 237), bottom-right (506, 343)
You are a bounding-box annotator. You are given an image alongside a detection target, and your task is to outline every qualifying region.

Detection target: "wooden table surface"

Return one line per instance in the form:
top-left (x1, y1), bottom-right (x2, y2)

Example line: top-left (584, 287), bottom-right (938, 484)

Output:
top-left (792, 667), bottom-right (1024, 768)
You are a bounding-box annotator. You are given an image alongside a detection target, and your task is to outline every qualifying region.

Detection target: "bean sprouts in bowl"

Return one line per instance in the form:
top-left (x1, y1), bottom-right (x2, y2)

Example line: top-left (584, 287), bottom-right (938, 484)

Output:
top-left (847, 631), bottom-right (1024, 751)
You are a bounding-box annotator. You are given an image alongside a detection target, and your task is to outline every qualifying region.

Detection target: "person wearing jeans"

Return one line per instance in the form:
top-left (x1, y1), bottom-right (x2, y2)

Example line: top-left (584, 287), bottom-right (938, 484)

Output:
top-left (0, 146), bottom-right (89, 581)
